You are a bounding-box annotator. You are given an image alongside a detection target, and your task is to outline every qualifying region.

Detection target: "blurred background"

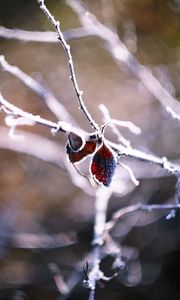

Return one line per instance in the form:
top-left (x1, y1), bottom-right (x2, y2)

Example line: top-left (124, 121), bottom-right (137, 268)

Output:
top-left (0, 0), bottom-right (180, 299)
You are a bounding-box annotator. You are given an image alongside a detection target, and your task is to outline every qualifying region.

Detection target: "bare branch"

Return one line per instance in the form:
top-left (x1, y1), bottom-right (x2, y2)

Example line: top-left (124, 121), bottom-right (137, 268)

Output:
top-left (105, 201), bottom-right (180, 232)
top-left (0, 55), bottom-right (74, 123)
top-left (0, 26), bottom-right (91, 42)
top-left (66, 0), bottom-right (180, 117)
top-left (119, 162), bottom-right (139, 186)
top-left (86, 188), bottom-right (113, 298)
top-left (48, 263), bottom-right (70, 295)
top-left (0, 92), bottom-right (59, 130)
top-left (99, 104), bottom-right (132, 148)
top-left (0, 126), bottom-right (95, 194)
top-left (37, 0), bottom-right (100, 131)
top-left (100, 104), bottom-right (141, 136)
top-left (0, 92), bottom-right (90, 138)
top-left (10, 232), bottom-right (76, 249)
top-left (110, 141), bottom-right (180, 175)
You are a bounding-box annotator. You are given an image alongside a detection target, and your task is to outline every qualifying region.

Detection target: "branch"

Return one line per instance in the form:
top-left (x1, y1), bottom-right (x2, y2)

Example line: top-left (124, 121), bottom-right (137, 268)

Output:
top-left (86, 188), bottom-right (113, 299)
top-left (167, 106), bottom-right (180, 121)
top-left (0, 92), bottom-right (59, 129)
top-left (100, 104), bottom-right (141, 135)
top-left (0, 7), bottom-right (180, 175)
top-left (1, 5), bottom-right (179, 123)
top-left (10, 232), bottom-right (76, 249)
top-left (0, 26), bottom-right (91, 43)
top-left (48, 263), bottom-right (70, 295)
top-left (0, 55), bottom-right (74, 123)
top-left (1, 91), bottom-right (180, 177)
top-left (37, 0), bottom-right (99, 131)
top-left (110, 141), bottom-right (180, 175)
top-left (99, 103), bottom-right (140, 148)
top-left (105, 201), bottom-right (180, 232)
top-left (66, 0), bottom-right (180, 116)
top-left (0, 92), bottom-right (90, 138)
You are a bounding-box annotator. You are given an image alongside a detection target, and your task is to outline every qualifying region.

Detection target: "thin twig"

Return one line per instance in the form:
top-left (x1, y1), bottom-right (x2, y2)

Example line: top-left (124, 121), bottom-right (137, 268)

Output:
top-left (110, 140), bottom-right (180, 175)
top-left (48, 263), bottom-right (70, 295)
top-left (119, 162), bottom-right (139, 186)
top-left (0, 55), bottom-right (74, 123)
top-left (99, 104), bottom-right (132, 148)
top-left (105, 202), bottom-right (180, 232)
top-left (100, 104), bottom-right (141, 135)
top-left (167, 106), bottom-right (180, 121)
top-left (37, 0), bottom-right (100, 131)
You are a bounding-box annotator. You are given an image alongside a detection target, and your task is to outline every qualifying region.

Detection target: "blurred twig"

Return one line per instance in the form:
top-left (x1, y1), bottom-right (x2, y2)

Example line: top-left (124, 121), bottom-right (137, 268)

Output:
top-left (105, 201), bottom-right (180, 232)
top-left (0, 26), bottom-right (91, 42)
top-left (0, 55), bottom-right (74, 123)
top-left (48, 263), bottom-right (70, 295)
top-left (0, 126), bottom-right (95, 194)
top-left (0, 164), bottom-right (47, 259)
top-left (10, 232), bottom-right (76, 249)
top-left (66, 0), bottom-right (180, 117)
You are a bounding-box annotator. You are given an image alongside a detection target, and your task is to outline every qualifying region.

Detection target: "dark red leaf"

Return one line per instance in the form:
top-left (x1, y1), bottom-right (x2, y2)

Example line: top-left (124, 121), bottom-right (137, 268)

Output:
top-left (66, 140), bottom-right (97, 163)
top-left (68, 132), bottom-right (84, 152)
top-left (90, 143), bottom-right (117, 186)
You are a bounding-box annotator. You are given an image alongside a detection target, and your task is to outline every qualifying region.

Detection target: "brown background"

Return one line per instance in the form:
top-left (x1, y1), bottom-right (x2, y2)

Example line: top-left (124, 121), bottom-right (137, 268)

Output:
top-left (0, 0), bottom-right (180, 299)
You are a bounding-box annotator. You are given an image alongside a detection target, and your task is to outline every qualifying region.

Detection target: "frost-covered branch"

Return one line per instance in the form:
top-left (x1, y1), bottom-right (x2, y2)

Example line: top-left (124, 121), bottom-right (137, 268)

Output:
top-left (0, 92), bottom-right (59, 130)
top-left (99, 103), bottom-right (141, 148)
top-left (110, 141), bottom-right (180, 175)
top-left (0, 91), bottom-right (90, 137)
top-left (37, 0), bottom-right (99, 131)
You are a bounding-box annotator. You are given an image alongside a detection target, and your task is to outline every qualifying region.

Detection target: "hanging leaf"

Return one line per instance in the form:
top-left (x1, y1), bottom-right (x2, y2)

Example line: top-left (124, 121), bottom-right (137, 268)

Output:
top-left (66, 140), bottom-right (97, 163)
top-left (67, 132), bottom-right (84, 152)
top-left (90, 143), bottom-right (117, 186)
